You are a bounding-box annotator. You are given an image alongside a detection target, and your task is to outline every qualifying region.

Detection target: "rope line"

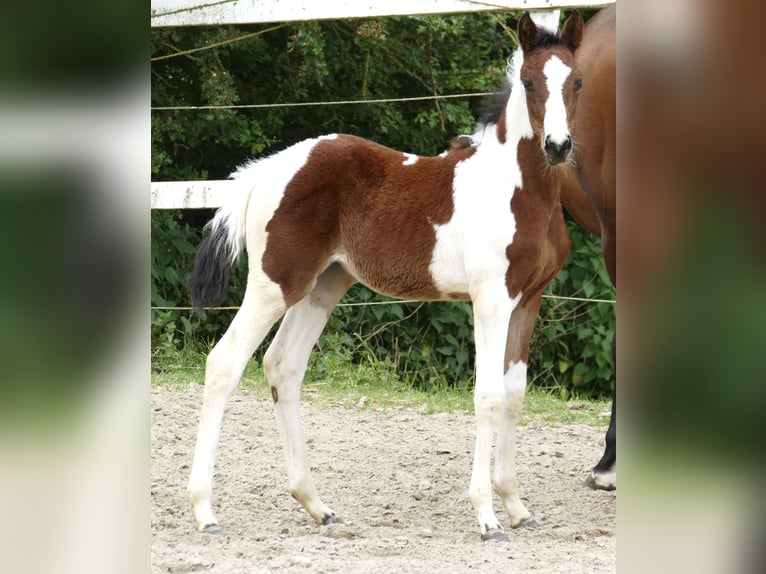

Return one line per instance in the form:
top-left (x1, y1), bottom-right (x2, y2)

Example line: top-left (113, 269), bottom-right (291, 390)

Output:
top-left (151, 24), bottom-right (289, 62)
top-left (151, 91), bottom-right (496, 112)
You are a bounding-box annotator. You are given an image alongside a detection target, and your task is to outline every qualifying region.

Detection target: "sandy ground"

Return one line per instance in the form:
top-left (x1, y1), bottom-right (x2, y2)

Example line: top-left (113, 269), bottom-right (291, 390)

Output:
top-left (151, 385), bottom-right (615, 573)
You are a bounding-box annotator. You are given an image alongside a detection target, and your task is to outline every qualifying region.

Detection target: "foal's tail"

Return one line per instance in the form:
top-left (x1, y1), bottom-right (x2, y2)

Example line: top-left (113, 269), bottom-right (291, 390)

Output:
top-left (190, 178), bottom-right (253, 310)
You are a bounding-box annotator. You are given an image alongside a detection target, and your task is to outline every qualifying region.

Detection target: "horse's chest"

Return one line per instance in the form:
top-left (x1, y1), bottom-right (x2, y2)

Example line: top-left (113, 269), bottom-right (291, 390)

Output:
top-left (429, 187), bottom-right (518, 294)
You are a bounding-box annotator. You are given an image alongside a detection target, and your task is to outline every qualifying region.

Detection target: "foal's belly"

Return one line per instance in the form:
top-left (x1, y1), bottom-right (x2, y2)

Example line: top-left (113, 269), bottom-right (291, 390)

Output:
top-left (331, 251), bottom-right (469, 302)
top-left (331, 237), bottom-right (506, 303)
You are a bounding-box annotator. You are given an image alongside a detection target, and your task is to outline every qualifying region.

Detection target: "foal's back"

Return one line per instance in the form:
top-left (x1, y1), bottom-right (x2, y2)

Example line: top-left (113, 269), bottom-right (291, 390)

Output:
top-left (250, 133), bottom-right (482, 304)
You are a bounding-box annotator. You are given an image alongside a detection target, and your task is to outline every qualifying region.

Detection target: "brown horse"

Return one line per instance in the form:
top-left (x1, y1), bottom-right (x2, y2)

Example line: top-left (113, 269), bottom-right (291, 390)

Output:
top-left (187, 12), bottom-right (585, 542)
top-left (555, 4), bottom-right (616, 490)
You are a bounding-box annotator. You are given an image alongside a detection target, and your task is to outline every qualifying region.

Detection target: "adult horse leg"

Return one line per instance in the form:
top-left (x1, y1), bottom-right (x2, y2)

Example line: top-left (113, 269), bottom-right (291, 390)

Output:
top-left (588, 333), bottom-right (617, 490)
top-left (588, 223), bottom-right (617, 490)
top-left (263, 263), bottom-right (355, 525)
top-left (494, 293), bottom-right (544, 531)
top-left (187, 276), bottom-right (286, 533)
top-left (468, 283), bottom-right (517, 542)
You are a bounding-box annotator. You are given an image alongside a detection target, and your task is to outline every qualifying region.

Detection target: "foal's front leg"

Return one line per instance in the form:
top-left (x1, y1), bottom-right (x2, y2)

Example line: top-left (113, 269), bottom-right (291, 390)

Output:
top-left (468, 286), bottom-right (517, 542)
top-left (494, 360), bottom-right (537, 527)
top-left (494, 296), bottom-right (541, 529)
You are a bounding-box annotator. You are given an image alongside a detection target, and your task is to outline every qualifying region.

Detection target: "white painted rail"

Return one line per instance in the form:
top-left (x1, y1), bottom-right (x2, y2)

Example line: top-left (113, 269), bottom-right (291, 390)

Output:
top-left (151, 0), bottom-right (614, 27)
top-left (151, 180), bottom-right (235, 209)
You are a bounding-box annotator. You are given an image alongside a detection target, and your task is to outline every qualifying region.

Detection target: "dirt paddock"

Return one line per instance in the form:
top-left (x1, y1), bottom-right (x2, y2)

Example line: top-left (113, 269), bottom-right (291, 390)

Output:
top-left (151, 385), bottom-right (615, 573)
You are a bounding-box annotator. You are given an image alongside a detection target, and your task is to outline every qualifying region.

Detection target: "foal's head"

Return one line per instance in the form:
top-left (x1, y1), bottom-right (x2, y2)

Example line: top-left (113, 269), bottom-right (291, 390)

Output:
top-left (517, 11), bottom-right (584, 166)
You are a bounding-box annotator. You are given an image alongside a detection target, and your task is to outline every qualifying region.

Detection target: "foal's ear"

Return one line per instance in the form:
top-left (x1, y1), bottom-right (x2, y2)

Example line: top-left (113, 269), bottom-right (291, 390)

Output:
top-left (560, 10), bottom-right (584, 52)
top-left (517, 12), bottom-right (538, 54)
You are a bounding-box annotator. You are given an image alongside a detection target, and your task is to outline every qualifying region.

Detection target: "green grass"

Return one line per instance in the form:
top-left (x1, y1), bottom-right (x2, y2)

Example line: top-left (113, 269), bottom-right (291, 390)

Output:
top-left (151, 350), bottom-right (611, 427)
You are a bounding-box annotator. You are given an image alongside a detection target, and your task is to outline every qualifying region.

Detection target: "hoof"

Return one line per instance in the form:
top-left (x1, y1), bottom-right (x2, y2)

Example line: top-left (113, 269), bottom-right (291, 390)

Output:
top-left (513, 517), bottom-right (539, 529)
top-left (202, 523), bottom-right (221, 534)
top-left (321, 513), bottom-right (344, 525)
top-left (585, 470), bottom-right (616, 491)
top-left (481, 528), bottom-right (510, 542)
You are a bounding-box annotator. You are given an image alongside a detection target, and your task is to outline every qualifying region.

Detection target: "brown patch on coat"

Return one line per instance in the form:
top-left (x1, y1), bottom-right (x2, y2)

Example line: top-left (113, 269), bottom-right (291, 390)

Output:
top-left (501, 140), bottom-right (571, 366)
top-left (505, 138), bottom-right (571, 312)
top-left (262, 135), bottom-right (476, 305)
top-left (495, 110), bottom-right (507, 144)
top-left (448, 135), bottom-right (473, 151)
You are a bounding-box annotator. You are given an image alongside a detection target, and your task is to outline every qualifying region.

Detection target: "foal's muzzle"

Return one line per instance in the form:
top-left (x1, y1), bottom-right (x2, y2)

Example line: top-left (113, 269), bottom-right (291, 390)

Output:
top-left (543, 135), bottom-right (572, 166)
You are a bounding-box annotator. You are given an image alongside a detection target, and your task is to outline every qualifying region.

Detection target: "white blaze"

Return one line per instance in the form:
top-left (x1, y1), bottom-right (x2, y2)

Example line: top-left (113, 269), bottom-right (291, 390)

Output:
top-left (542, 55), bottom-right (572, 146)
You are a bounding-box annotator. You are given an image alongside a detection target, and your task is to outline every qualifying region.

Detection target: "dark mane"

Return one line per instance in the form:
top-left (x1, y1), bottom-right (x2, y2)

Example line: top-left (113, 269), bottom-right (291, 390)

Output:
top-left (478, 78), bottom-right (512, 130)
top-left (528, 28), bottom-right (571, 50)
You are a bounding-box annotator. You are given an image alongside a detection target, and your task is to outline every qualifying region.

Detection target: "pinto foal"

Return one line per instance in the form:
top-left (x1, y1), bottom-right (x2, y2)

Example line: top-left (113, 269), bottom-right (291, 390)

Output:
top-left (187, 12), bottom-right (584, 542)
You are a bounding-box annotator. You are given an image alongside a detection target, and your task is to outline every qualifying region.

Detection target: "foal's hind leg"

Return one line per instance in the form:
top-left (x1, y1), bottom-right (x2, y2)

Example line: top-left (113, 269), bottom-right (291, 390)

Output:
top-left (187, 278), bottom-right (286, 533)
top-left (263, 263), bottom-right (354, 526)
top-left (494, 294), bottom-right (543, 530)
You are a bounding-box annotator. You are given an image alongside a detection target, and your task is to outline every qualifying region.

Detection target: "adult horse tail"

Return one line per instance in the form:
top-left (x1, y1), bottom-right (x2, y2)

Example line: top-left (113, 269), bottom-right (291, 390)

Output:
top-left (190, 171), bottom-right (254, 309)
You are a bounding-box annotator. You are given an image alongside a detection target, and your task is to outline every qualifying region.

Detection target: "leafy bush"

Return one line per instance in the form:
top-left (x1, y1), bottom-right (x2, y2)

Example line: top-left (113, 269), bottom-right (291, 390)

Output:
top-left (531, 223), bottom-right (615, 398)
top-left (151, 210), bottom-right (244, 359)
top-left (326, 288), bottom-right (475, 393)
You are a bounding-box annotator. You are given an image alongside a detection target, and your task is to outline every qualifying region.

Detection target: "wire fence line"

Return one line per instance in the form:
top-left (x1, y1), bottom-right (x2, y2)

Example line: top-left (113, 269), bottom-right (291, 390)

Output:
top-left (151, 293), bottom-right (615, 312)
top-left (151, 91), bottom-right (497, 112)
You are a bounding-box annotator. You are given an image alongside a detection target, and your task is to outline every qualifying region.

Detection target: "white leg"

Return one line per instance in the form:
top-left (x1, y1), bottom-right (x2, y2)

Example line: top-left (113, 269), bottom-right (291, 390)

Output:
top-left (494, 297), bottom-right (541, 528)
top-left (263, 264), bottom-right (353, 525)
top-left (187, 279), bottom-right (285, 533)
top-left (468, 285), bottom-right (517, 541)
top-left (494, 360), bottom-right (535, 527)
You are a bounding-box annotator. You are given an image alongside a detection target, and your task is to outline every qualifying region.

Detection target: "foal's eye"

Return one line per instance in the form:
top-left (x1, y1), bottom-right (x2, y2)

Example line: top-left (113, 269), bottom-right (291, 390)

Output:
top-left (522, 80), bottom-right (532, 92)
top-left (575, 78), bottom-right (583, 91)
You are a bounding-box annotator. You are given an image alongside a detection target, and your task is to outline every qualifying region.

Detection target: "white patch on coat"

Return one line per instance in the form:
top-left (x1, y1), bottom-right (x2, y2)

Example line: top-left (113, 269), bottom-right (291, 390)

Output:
top-left (318, 133), bottom-right (338, 140)
top-left (402, 152), bottom-right (419, 165)
top-left (428, 50), bottom-right (532, 296)
top-left (225, 138), bottom-right (322, 268)
top-left (503, 360), bottom-right (527, 418)
top-left (542, 56), bottom-right (572, 146)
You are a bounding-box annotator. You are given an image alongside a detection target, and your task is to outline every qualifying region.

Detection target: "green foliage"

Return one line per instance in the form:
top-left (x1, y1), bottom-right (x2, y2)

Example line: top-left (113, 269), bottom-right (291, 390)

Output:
top-left (531, 223), bottom-right (615, 398)
top-left (151, 13), bottom-right (615, 398)
top-left (325, 289), bottom-right (476, 393)
top-left (151, 15), bottom-right (516, 179)
top-left (151, 210), bottom-right (245, 359)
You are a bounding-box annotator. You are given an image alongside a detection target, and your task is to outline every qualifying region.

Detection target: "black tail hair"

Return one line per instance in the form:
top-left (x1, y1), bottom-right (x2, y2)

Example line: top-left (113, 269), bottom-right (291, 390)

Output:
top-left (189, 224), bottom-right (234, 310)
